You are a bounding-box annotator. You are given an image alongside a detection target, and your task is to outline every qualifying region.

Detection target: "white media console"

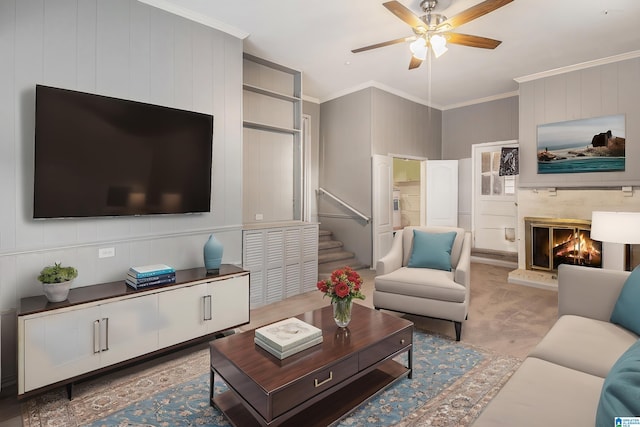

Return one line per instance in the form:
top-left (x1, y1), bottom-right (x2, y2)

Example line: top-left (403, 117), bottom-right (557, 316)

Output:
top-left (17, 265), bottom-right (249, 398)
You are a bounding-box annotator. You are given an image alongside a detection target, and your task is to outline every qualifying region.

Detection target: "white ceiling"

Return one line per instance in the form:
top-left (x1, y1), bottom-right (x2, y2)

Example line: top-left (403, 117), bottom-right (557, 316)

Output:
top-left (142, 0), bottom-right (640, 110)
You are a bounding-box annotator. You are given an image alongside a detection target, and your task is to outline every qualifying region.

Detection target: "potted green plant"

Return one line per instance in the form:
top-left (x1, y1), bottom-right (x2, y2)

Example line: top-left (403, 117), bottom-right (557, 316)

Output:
top-left (38, 262), bottom-right (78, 302)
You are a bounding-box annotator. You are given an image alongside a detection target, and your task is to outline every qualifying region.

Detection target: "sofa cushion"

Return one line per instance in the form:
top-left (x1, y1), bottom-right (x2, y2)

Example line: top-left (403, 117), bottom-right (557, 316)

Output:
top-left (401, 226), bottom-right (465, 268)
top-left (596, 339), bottom-right (640, 426)
top-left (610, 266), bottom-right (640, 336)
top-left (528, 315), bottom-right (638, 378)
top-left (408, 230), bottom-right (457, 271)
top-left (374, 267), bottom-right (465, 303)
top-left (471, 357), bottom-right (604, 427)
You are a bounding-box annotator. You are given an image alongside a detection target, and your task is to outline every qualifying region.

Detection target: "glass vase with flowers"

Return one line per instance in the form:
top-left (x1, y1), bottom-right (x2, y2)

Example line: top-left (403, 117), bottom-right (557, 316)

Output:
top-left (317, 266), bottom-right (365, 327)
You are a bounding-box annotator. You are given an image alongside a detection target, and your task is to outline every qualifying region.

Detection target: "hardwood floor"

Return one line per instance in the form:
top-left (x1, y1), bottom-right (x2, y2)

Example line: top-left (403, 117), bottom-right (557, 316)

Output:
top-left (0, 262), bottom-right (558, 427)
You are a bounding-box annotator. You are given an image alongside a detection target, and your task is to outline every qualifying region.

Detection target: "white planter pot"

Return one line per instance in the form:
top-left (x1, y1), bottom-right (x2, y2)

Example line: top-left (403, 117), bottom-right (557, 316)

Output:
top-left (42, 280), bottom-right (73, 303)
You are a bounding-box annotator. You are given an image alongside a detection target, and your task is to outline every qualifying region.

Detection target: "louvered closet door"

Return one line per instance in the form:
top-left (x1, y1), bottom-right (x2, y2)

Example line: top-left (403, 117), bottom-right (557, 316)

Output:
top-left (243, 230), bottom-right (265, 307)
top-left (265, 229), bottom-right (284, 304)
top-left (302, 225), bottom-right (319, 292)
top-left (284, 228), bottom-right (301, 298)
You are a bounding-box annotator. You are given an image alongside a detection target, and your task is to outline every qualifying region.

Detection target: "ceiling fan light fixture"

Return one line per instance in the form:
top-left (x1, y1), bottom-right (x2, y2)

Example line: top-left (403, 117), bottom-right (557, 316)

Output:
top-left (430, 34), bottom-right (448, 58)
top-left (409, 37), bottom-right (428, 60)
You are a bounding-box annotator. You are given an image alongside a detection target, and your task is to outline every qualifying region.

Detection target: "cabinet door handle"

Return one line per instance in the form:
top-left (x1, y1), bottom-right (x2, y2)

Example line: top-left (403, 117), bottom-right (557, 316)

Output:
top-left (102, 318), bottom-right (109, 352)
top-left (314, 371), bottom-right (333, 388)
top-left (93, 320), bottom-right (101, 354)
top-left (203, 295), bottom-right (212, 321)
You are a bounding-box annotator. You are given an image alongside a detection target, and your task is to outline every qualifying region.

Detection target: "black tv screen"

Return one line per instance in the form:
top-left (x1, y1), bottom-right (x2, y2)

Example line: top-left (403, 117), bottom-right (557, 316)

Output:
top-left (34, 85), bottom-right (213, 218)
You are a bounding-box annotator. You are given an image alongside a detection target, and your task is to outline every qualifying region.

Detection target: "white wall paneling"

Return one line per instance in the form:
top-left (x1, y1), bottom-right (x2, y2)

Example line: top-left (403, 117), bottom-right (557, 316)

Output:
top-left (0, 0), bottom-right (243, 388)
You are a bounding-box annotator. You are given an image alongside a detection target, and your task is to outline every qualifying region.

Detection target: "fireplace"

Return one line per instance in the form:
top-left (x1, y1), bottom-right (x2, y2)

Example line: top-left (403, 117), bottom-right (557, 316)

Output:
top-left (524, 217), bottom-right (602, 271)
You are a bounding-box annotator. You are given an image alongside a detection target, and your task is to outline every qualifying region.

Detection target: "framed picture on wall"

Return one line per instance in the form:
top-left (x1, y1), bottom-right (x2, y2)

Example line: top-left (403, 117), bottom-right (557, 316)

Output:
top-left (537, 114), bottom-right (625, 174)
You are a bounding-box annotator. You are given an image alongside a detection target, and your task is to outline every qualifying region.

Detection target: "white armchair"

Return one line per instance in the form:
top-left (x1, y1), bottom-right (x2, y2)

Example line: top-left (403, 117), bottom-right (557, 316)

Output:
top-left (373, 226), bottom-right (471, 341)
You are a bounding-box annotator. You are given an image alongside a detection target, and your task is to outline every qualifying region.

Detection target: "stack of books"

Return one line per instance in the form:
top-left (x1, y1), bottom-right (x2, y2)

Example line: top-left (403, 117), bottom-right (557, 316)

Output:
top-left (126, 264), bottom-right (176, 290)
top-left (254, 317), bottom-right (323, 359)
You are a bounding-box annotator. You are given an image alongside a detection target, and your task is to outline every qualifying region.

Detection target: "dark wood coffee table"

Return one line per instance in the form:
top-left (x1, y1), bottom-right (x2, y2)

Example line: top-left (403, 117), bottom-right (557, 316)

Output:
top-left (209, 303), bottom-right (413, 427)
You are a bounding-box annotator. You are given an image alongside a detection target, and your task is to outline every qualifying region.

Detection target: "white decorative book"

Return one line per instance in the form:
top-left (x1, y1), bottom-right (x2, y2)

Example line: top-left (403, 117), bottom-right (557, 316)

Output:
top-left (254, 335), bottom-right (323, 359)
top-left (255, 317), bottom-right (322, 352)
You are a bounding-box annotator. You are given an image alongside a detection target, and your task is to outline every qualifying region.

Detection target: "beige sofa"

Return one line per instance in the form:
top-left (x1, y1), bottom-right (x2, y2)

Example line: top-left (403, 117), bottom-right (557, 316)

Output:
top-left (472, 264), bottom-right (639, 427)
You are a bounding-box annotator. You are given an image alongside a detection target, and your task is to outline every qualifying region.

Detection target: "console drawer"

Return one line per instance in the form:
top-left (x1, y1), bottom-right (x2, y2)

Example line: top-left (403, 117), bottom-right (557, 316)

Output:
top-left (271, 354), bottom-right (358, 419)
top-left (359, 327), bottom-right (412, 369)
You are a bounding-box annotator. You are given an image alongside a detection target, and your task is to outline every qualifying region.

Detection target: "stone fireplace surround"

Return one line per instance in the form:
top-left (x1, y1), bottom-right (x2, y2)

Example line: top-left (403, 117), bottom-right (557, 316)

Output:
top-left (509, 187), bottom-right (640, 289)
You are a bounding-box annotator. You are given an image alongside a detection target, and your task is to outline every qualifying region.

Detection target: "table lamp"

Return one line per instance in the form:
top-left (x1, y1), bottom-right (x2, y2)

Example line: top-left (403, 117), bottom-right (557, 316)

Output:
top-left (590, 211), bottom-right (640, 271)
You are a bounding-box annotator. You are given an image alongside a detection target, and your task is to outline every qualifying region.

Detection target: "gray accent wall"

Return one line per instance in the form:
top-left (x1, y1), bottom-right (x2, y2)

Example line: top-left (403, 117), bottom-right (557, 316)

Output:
top-left (0, 0), bottom-right (242, 387)
top-left (319, 87), bottom-right (442, 266)
top-left (519, 58), bottom-right (640, 187)
top-left (319, 89), bottom-right (373, 266)
top-left (371, 89), bottom-right (442, 159)
top-left (442, 96), bottom-right (519, 160)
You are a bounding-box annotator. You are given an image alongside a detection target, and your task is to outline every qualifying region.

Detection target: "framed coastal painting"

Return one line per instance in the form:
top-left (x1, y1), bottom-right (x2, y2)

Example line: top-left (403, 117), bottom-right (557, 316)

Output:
top-left (537, 114), bottom-right (625, 174)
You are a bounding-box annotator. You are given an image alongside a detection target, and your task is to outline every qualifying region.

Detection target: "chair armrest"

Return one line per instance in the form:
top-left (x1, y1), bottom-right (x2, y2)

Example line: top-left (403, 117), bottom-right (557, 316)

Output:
top-left (376, 230), bottom-right (404, 275)
top-left (557, 264), bottom-right (630, 321)
top-left (454, 232), bottom-right (471, 287)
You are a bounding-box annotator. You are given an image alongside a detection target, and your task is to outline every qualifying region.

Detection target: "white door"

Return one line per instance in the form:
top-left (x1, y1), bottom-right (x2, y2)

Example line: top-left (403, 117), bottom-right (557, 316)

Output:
top-left (372, 154), bottom-right (394, 267)
top-left (99, 294), bottom-right (158, 367)
top-left (157, 283), bottom-right (209, 348)
top-left (472, 141), bottom-right (518, 252)
top-left (426, 160), bottom-right (458, 227)
top-left (22, 306), bottom-right (101, 392)
top-left (210, 275), bottom-right (250, 333)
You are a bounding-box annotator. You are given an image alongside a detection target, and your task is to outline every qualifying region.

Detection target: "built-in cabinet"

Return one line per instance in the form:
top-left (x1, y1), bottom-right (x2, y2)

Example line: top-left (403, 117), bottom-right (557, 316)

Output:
top-left (18, 266), bottom-right (249, 397)
top-left (242, 53), bottom-right (303, 223)
top-left (243, 223), bottom-right (318, 308)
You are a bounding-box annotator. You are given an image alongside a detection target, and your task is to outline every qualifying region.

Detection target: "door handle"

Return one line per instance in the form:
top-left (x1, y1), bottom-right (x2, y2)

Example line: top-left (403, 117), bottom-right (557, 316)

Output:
top-left (93, 320), bottom-right (101, 354)
top-left (203, 295), bottom-right (212, 321)
top-left (102, 318), bottom-right (109, 352)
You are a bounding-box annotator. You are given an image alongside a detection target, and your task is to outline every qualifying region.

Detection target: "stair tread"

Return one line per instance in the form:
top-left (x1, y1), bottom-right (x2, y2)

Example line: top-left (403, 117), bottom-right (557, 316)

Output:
top-left (318, 260), bottom-right (369, 279)
top-left (318, 250), bottom-right (357, 264)
top-left (318, 240), bottom-right (343, 250)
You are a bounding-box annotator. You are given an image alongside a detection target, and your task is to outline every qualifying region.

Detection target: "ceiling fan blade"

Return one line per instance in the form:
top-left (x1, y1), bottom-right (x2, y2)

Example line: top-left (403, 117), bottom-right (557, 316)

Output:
top-left (351, 36), bottom-right (415, 53)
top-left (383, 1), bottom-right (425, 29)
top-left (446, 33), bottom-right (502, 49)
top-left (436, 0), bottom-right (513, 32)
top-left (408, 56), bottom-right (423, 70)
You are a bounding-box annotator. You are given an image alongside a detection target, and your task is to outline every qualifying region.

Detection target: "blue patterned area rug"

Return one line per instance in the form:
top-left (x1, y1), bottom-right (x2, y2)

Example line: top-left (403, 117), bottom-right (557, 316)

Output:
top-left (22, 331), bottom-right (520, 427)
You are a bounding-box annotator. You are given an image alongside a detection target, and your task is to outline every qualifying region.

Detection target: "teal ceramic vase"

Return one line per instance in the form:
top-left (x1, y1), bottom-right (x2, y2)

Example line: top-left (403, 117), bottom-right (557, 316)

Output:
top-left (203, 234), bottom-right (223, 273)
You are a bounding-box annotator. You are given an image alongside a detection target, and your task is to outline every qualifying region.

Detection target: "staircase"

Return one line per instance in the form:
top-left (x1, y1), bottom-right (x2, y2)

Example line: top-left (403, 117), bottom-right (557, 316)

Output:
top-left (318, 229), bottom-right (369, 280)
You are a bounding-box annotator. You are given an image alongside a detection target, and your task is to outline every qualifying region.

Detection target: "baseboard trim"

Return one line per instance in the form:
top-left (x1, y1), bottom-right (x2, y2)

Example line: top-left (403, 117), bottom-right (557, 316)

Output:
top-left (470, 256), bottom-right (518, 269)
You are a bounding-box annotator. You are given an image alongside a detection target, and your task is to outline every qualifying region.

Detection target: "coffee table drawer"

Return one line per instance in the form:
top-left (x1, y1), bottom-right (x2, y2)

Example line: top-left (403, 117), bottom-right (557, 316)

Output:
top-left (359, 328), bottom-right (412, 369)
top-left (271, 354), bottom-right (358, 419)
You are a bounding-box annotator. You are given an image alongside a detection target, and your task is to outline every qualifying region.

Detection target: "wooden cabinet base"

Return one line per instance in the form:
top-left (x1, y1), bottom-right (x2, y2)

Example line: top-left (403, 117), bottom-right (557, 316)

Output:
top-left (213, 360), bottom-right (409, 427)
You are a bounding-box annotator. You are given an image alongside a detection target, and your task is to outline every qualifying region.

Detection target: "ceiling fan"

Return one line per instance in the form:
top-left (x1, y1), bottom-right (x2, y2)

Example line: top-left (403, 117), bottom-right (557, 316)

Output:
top-left (352, 0), bottom-right (513, 69)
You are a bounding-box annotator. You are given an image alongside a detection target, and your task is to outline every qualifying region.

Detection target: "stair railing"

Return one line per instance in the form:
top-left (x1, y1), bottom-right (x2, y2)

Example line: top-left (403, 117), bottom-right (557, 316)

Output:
top-left (317, 188), bottom-right (371, 224)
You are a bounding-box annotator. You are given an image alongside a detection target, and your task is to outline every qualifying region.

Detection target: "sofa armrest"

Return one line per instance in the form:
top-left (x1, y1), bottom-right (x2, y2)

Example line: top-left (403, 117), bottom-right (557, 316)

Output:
top-left (557, 264), bottom-right (630, 321)
top-left (454, 232), bottom-right (471, 287)
top-left (376, 230), bottom-right (404, 275)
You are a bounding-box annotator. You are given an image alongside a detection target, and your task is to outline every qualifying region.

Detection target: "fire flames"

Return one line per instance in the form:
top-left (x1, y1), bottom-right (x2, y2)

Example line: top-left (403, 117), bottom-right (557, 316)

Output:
top-left (553, 230), bottom-right (602, 266)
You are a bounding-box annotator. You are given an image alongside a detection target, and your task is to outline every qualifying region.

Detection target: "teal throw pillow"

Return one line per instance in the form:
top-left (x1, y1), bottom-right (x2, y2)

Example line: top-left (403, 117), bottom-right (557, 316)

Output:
top-left (595, 340), bottom-right (640, 426)
top-left (610, 266), bottom-right (640, 336)
top-left (408, 230), bottom-right (457, 271)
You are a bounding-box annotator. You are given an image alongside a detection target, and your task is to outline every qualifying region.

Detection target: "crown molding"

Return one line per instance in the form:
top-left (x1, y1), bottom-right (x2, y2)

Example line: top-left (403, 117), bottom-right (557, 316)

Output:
top-left (302, 95), bottom-right (320, 104)
top-left (441, 91), bottom-right (519, 110)
top-left (137, 0), bottom-right (249, 39)
top-left (515, 50), bottom-right (640, 83)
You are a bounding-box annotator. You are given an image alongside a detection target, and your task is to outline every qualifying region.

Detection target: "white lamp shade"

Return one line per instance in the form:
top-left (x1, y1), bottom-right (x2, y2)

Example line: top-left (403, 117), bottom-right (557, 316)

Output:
top-left (590, 211), bottom-right (640, 244)
top-left (430, 34), bottom-right (448, 58)
top-left (409, 37), bottom-right (427, 60)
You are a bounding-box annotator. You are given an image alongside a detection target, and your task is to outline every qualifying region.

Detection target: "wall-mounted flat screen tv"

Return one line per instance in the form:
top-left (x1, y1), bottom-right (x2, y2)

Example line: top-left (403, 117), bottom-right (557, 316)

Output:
top-left (34, 85), bottom-right (213, 219)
